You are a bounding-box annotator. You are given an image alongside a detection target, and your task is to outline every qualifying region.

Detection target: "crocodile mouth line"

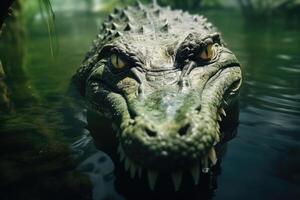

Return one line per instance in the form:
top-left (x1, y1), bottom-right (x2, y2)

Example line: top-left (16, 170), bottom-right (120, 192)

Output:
top-left (116, 141), bottom-right (217, 191)
top-left (115, 100), bottom-right (230, 191)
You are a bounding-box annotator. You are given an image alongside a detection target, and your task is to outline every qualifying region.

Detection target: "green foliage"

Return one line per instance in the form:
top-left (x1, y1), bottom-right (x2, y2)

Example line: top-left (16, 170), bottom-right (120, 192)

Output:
top-left (158, 0), bottom-right (202, 10)
top-left (202, 0), bottom-right (221, 7)
top-left (39, 0), bottom-right (58, 57)
top-left (22, 0), bottom-right (58, 57)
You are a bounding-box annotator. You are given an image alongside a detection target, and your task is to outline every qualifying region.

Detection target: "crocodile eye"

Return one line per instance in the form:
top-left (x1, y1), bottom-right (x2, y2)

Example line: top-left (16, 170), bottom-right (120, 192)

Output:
top-left (199, 44), bottom-right (214, 60)
top-left (111, 54), bottom-right (126, 69)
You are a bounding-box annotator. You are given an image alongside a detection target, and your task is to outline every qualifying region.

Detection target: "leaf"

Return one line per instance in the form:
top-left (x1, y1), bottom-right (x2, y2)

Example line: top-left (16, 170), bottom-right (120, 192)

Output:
top-left (39, 0), bottom-right (58, 57)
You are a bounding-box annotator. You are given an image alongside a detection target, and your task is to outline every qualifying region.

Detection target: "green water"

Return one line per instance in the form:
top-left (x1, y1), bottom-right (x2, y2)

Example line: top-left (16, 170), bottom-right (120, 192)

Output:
top-left (0, 9), bottom-right (299, 200)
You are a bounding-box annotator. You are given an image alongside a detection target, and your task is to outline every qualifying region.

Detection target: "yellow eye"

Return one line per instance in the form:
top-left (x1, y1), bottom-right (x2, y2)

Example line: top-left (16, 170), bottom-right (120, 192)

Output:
top-left (111, 54), bottom-right (126, 69)
top-left (199, 44), bottom-right (215, 60)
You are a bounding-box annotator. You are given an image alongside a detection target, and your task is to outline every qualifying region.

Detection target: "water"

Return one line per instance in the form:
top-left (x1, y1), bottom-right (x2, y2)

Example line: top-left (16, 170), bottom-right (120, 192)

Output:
top-left (0, 8), bottom-right (299, 200)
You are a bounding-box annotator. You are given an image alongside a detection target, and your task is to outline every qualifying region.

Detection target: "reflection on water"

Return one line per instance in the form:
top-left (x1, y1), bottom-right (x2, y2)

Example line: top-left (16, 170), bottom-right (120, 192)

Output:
top-left (78, 151), bottom-right (124, 200)
top-left (0, 8), bottom-right (299, 200)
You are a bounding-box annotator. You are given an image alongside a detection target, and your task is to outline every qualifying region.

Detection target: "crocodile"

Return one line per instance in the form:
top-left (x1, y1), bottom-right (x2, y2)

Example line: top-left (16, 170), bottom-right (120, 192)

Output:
top-left (73, 1), bottom-right (242, 191)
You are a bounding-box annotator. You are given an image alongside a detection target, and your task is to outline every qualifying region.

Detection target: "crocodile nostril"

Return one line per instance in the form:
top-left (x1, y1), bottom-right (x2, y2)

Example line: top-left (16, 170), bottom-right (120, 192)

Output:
top-left (178, 124), bottom-right (190, 136)
top-left (145, 128), bottom-right (157, 137)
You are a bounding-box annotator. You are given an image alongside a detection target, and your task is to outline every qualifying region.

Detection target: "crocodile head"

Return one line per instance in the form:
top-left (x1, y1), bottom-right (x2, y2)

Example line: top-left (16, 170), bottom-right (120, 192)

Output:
top-left (73, 2), bottom-right (242, 190)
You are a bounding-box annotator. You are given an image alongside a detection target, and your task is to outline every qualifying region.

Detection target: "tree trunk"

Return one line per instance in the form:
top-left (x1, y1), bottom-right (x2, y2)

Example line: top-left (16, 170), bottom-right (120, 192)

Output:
top-left (0, 0), bottom-right (38, 112)
top-left (0, 0), bottom-right (15, 112)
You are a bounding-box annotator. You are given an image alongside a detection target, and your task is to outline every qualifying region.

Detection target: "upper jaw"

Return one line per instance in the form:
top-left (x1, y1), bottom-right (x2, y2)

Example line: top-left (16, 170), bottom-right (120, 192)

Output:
top-left (115, 74), bottom-right (241, 191)
top-left (117, 117), bottom-right (219, 191)
top-left (116, 62), bottom-right (242, 165)
top-left (116, 106), bottom-right (221, 191)
top-left (119, 111), bottom-right (218, 166)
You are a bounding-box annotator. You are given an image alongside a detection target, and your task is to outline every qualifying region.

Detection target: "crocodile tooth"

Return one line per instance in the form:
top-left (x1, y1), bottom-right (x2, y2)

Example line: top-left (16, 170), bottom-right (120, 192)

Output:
top-left (208, 148), bottom-right (217, 165)
top-left (213, 129), bottom-right (220, 144)
top-left (130, 163), bottom-right (137, 179)
top-left (216, 123), bottom-right (220, 130)
top-left (147, 170), bottom-right (158, 190)
top-left (214, 131), bottom-right (220, 143)
top-left (182, 47), bottom-right (190, 53)
top-left (201, 157), bottom-right (210, 173)
top-left (232, 86), bottom-right (239, 92)
top-left (217, 114), bottom-right (222, 122)
top-left (171, 171), bottom-right (183, 191)
top-left (220, 108), bottom-right (226, 117)
top-left (125, 157), bottom-right (130, 171)
top-left (202, 167), bottom-right (210, 173)
top-left (230, 92), bottom-right (235, 96)
top-left (189, 161), bottom-right (200, 185)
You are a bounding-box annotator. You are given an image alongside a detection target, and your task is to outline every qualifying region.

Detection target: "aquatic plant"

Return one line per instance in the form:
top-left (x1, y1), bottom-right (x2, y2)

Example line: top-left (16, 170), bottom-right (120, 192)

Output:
top-left (39, 0), bottom-right (58, 57)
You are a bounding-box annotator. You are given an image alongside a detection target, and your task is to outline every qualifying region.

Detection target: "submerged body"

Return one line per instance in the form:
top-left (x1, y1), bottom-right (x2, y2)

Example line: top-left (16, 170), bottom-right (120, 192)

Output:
top-left (73, 2), bottom-right (242, 191)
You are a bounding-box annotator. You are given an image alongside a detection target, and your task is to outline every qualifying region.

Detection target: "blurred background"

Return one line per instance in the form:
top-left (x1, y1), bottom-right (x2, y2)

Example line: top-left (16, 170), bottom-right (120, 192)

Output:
top-left (0, 0), bottom-right (299, 200)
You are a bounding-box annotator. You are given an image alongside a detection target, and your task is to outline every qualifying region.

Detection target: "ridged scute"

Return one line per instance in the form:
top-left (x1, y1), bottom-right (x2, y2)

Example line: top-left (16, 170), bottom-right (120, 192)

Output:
top-left (74, 2), bottom-right (217, 96)
top-left (95, 2), bottom-right (215, 44)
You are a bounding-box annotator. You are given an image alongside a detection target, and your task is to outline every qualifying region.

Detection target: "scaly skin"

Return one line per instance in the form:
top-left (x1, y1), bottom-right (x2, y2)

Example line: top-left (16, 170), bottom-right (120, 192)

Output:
top-left (73, 1), bottom-right (242, 191)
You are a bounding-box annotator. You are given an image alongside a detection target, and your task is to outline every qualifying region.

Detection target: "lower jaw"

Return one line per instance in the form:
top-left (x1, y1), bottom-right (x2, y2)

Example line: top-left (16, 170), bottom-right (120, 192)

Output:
top-left (117, 142), bottom-right (218, 191)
